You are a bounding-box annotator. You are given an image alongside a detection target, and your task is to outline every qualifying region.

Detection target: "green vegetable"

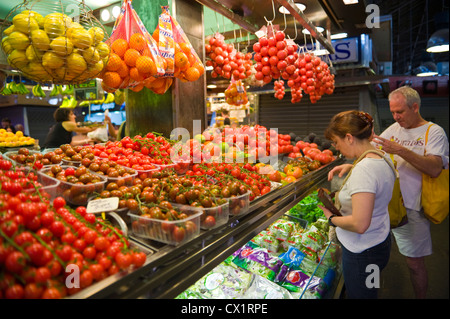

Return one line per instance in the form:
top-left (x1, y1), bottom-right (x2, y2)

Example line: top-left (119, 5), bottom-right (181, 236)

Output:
top-left (288, 191), bottom-right (325, 223)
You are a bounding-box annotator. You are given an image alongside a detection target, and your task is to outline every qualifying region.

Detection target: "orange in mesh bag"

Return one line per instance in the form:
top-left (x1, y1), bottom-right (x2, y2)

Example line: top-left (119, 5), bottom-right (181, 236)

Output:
top-left (225, 79), bottom-right (248, 106)
top-left (100, 0), bottom-right (165, 93)
top-left (153, 6), bottom-right (204, 84)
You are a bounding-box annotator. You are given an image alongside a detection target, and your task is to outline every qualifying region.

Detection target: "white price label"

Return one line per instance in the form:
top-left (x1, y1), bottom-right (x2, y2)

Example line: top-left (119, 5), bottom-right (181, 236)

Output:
top-left (86, 197), bottom-right (119, 214)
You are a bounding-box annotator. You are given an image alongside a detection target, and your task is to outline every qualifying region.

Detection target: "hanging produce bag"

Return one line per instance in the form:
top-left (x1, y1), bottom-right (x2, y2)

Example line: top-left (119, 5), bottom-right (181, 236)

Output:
top-left (224, 78), bottom-right (248, 106)
top-left (1, 0), bottom-right (109, 85)
top-left (101, 0), bottom-right (165, 93)
top-left (153, 5), bottom-right (204, 83)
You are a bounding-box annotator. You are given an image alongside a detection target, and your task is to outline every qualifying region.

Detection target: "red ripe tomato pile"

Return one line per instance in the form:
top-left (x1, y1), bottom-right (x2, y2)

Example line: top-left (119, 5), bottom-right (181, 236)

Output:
top-left (205, 33), bottom-right (253, 80)
top-left (0, 155), bottom-right (146, 299)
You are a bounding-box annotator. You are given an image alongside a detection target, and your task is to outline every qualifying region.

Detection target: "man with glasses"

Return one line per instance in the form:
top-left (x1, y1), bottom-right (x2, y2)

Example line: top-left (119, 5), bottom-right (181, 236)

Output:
top-left (373, 86), bottom-right (449, 299)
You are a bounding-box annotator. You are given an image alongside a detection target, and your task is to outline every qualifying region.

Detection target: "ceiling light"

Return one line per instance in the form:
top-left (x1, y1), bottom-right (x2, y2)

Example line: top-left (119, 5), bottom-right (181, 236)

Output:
top-left (426, 29), bottom-right (449, 53)
top-left (112, 6), bottom-right (121, 19)
top-left (279, 3), bottom-right (306, 14)
top-left (207, 84), bottom-right (217, 89)
top-left (302, 26), bottom-right (324, 35)
top-left (331, 32), bottom-right (348, 39)
top-left (413, 65), bottom-right (438, 77)
top-left (343, 0), bottom-right (358, 4)
top-left (100, 9), bottom-right (110, 22)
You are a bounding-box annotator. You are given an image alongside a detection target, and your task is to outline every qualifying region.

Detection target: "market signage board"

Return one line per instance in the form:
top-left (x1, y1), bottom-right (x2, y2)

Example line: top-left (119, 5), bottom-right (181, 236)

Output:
top-left (300, 34), bottom-right (372, 68)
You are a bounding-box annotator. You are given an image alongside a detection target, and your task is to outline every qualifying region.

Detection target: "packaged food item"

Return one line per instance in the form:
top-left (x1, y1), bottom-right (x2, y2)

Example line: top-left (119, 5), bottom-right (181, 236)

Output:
top-left (279, 246), bottom-right (306, 269)
top-left (279, 270), bottom-right (328, 299)
top-left (232, 243), bottom-right (283, 282)
top-left (301, 225), bottom-right (327, 253)
top-left (101, 0), bottom-right (165, 92)
top-left (318, 242), bottom-right (340, 269)
top-left (224, 79), bottom-right (248, 106)
top-left (178, 262), bottom-right (253, 299)
top-left (243, 273), bottom-right (294, 299)
top-left (153, 5), bottom-right (204, 84)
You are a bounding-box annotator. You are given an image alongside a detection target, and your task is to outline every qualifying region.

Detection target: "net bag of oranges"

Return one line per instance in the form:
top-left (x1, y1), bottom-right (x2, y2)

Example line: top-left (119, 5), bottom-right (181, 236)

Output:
top-left (153, 5), bottom-right (205, 85)
top-left (224, 79), bottom-right (248, 106)
top-left (1, 0), bottom-right (109, 84)
top-left (101, 0), bottom-right (165, 93)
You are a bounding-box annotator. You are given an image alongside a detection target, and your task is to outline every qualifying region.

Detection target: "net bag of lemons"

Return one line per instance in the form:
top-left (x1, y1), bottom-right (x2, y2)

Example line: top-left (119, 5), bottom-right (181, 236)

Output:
top-left (152, 5), bottom-right (205, 90)
top-left (1, 0), bottom-right (109, 85)
top-left (101, 0), bottom-right (165, 93)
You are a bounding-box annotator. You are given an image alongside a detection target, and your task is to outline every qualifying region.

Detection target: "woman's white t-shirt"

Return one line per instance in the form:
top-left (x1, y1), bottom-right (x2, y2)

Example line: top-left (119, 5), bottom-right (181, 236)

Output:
top-left (336, 156), bottom-right (395, 253)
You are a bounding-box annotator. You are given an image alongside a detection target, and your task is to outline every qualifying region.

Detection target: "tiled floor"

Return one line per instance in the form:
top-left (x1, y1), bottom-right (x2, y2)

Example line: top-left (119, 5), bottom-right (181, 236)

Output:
top-left (378, 216), bottom-right (449, 299)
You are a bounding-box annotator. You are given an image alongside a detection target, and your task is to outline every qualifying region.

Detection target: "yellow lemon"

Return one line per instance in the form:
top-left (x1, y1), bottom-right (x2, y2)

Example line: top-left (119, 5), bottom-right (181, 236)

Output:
top-left (82, 46), bottom-right (100, 64)
top-left (30, 29), bottom-right (50, 51)
top-left (88, 27), bottom-right (104, 45)
top-left (25, 45), bottom-right (44, 61)
top-left (2, 37), bottom-right (14, 55)
top-left (44, 13), bottom-right (68, 38)
top-left (66, 52), bottom-right (87, 73)
top-left (21, 10), bottom-right (44, 28)
top-left (70, 28), bottom-right (92, 49)
top-left (7, 49), bottom-right (28, 69)
top-left (12, 14), bottom-right (39, 34)
top-left (87, 59), bottom-right (104, 77)
top-left (66, 22), bottom-right (84, 40)
top-left (54, 67), bottom-right (78, 81)
top-left (50, 36), bottom-right (73, 56)
top-left (42, 51), bottom-right (65, 69)
top-left (25, 62), bottom-right (51, 80)
top-left (8, 31), bottom-right (30, 50)
top-left (95, 42), bottom-right (110, 58)
top-left (3, 25), bottom-right (15, 36)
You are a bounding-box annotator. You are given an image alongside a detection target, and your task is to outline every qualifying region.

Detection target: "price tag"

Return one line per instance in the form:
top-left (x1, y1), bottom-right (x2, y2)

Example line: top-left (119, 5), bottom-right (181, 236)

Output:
top-left (86, 197), bottom-right (119, 214)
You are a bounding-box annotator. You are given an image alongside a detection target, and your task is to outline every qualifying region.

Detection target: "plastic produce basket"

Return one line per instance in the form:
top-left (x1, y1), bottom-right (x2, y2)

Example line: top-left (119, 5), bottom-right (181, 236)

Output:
top-left (38, 165), bottom-right (107, 206)
top-left (171, 202), bottom-right (229, 230)
top-left (128, 210), bottom-right (202, 245)
top-left (214, 191), bottom-right (250, 217)
top-left (90, 165), bottom-right (138, 186)
top-left (3, 150), bottom-right (43, 168)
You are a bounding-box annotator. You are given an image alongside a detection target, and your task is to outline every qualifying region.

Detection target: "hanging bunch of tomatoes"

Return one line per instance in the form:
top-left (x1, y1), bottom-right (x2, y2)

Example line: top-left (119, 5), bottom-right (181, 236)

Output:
top-left (205, 33), bottom-right (253, 81)
top-left (290, 51), bottom-right (335, 104)
top-left (253, 30), bottom-right (298, 85)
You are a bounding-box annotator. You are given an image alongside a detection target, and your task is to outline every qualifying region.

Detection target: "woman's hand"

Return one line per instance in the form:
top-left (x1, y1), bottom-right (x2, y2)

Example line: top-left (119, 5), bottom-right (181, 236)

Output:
top-left (318, 205), bottom-right (333, 220)
top-left (328, 163), bottom-right (353, 181)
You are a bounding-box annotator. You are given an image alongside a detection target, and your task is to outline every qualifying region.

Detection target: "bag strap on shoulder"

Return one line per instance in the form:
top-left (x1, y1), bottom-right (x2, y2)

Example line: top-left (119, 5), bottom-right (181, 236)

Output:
top-left (424, 123), bottom-right (435, 156)
top-left (339, 149), bottom-right (397, 190)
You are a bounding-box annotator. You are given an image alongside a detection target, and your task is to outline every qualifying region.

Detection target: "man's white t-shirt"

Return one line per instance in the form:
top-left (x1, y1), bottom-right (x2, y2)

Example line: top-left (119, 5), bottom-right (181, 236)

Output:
top-left (380, 122), bottom-right (449, 211)
top-left (336, 156), bottom-right (395, 253)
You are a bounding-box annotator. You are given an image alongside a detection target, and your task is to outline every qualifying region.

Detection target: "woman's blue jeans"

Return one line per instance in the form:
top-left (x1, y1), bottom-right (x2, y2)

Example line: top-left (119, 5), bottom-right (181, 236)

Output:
top-left (341, 234), bottom-right (391, 299)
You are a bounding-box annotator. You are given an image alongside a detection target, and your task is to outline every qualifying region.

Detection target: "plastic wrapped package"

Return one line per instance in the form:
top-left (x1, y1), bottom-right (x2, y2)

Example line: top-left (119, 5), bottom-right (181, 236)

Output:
top-left (152, 5), bottom-right (204, 86)
top-left (269, 218), bottom-right (298, 241)
top-left (243, 273), bottom-right (295, 299)
top-left (101, 0), bottom-right (165, 93)
top-left (301, 225), bottom-right (327, 253)
top-left (232, 243), bottom-right (284, 282)
top-left (280, 229), bottom-right (304, 252)
top-left (280, 270), bottom-right (329, 299)
top-left (318, 242), bottom-right (341, 269)
top-left (176, 262), bottom-right (253, 299)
